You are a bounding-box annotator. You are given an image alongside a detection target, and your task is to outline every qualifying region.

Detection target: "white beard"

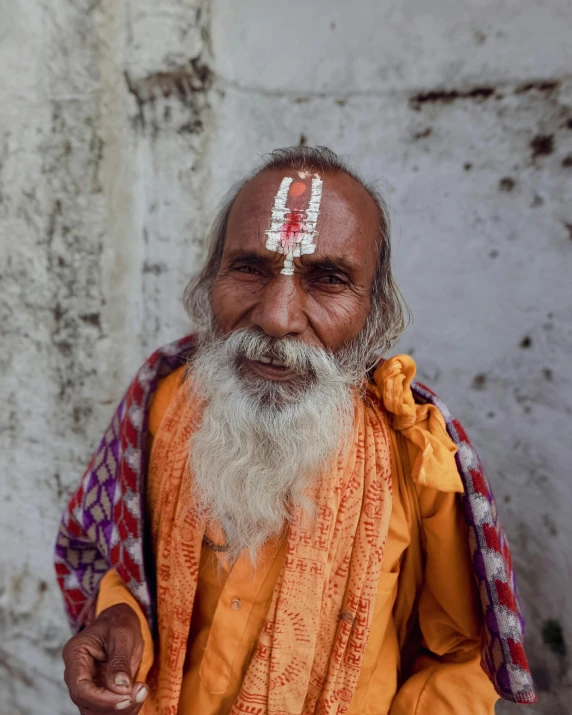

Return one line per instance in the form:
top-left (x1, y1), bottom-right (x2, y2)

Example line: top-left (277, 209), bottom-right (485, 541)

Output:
top-left (188, 328), bottom-right (357, 563)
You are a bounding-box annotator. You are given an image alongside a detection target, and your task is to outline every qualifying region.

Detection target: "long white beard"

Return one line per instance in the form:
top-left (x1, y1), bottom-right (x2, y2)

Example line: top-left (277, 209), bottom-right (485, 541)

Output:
top-left (188, 328), bottom-right (358, 562)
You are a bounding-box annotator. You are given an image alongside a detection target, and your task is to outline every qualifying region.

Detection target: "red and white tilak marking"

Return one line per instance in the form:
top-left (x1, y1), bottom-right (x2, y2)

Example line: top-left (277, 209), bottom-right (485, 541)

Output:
top-left (265, 175), bottom-right (323, 275)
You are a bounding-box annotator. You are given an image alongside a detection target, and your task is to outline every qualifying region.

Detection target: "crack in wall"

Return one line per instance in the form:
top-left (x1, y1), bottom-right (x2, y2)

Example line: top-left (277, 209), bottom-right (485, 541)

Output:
top-left (124, 56), bottom-right (214, 133)
top-left (214, 73), bottom-right (572, 104)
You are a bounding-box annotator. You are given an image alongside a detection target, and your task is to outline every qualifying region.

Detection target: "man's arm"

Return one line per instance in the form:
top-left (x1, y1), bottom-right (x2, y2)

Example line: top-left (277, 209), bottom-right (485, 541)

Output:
top-left (390, 489), bottom-right (498, 714)
top-left (62, 602), bottom-right (148, 713)
top-left (62, 570), bottom-right (154, 714)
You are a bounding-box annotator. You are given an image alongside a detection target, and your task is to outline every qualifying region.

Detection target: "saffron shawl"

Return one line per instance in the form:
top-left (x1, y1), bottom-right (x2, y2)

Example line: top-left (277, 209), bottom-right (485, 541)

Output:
top-left (144, 370), bottom-right (392, 714)
top-left (54, 336), bottom-right (536, 705)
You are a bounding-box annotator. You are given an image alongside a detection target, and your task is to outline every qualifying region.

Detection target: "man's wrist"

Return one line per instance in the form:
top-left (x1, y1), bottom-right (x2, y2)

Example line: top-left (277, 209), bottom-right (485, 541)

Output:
top-left (97, 602), bottom-right (140, 629)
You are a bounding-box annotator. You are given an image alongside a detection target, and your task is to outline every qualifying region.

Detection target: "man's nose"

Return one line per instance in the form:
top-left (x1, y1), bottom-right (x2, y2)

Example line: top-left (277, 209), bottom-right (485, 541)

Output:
top-left (250, 275), bottom-right (307, 338)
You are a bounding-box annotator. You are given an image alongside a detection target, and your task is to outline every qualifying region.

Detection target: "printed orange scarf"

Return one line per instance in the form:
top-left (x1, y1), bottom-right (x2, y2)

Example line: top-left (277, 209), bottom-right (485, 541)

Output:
top-left (143, 380), bottom-right (393, 715)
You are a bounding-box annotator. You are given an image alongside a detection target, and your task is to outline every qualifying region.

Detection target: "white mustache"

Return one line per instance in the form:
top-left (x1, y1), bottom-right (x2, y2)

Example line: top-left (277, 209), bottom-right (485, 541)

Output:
top-left (221, 328), bottom-right (345, 382)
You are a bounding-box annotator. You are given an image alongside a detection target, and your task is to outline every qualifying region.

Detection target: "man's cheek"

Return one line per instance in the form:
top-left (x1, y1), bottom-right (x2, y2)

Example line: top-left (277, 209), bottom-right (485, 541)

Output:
top-left (211, 281), bottom-right (252, 328)
top-left (314, 301), bottom-right (368, 348)
top-left (212, 277), bottom-right (238, 308)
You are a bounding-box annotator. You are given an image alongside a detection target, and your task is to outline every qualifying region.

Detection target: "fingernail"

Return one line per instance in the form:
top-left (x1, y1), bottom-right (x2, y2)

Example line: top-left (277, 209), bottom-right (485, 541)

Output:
top-left (116, 699), bottom-right (132, 711)
top-left (135, 686), bottom-right (149, 704)
top-left (114, 673), bottom-right (130, 687)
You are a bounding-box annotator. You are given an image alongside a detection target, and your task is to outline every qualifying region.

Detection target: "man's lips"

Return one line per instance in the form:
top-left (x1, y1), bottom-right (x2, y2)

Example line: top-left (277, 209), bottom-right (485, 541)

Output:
top-left (240, 357), bottom-right (298, 382)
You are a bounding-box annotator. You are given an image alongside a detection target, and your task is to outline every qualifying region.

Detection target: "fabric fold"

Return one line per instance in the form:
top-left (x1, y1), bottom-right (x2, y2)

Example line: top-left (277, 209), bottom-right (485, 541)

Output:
top-left (372, 356), bottom-right (463, 494)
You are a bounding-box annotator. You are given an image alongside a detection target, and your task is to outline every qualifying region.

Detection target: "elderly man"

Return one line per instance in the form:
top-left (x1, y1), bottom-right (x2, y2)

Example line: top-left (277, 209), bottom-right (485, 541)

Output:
top-left (56, 147), bottom-right (535, 714)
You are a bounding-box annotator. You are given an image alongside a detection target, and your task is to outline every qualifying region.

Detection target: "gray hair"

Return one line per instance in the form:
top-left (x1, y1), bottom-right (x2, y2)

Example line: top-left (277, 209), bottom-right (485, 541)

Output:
top-left (183, 146), bottom-right (410, 364)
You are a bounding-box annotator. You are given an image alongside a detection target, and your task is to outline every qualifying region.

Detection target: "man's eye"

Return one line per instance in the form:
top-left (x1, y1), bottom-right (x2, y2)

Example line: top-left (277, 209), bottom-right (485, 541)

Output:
top-left (234, 265), bottom-right (261, 275)
top-left (316, 274), bottom-right (347, 285)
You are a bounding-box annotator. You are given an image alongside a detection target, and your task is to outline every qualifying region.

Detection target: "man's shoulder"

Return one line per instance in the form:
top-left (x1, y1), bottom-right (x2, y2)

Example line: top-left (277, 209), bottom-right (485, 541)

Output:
top-left (148, 365), bottom-right (187, 437)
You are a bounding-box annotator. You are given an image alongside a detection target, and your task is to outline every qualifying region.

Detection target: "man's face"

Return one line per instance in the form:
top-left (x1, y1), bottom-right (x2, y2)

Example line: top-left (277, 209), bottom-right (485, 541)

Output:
top-left (210, 168), bottom-right (380, 384)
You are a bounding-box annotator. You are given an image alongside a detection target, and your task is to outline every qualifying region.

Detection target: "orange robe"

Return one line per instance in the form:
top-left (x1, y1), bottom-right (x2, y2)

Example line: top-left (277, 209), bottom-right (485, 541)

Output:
top-left (97, 356), bottom-right (498, 714)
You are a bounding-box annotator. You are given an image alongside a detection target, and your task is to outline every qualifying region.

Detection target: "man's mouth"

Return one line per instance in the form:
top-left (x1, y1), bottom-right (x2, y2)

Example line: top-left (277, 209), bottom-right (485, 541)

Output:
top-left (256, 355), bottom-right (286, 367)
top-left (240, 355), bottom-right (298, 381)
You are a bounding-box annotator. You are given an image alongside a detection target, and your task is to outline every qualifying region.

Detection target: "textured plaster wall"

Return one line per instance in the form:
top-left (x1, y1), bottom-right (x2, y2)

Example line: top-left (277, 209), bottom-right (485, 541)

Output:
top-left (0, 1), bottom-right (571, 713)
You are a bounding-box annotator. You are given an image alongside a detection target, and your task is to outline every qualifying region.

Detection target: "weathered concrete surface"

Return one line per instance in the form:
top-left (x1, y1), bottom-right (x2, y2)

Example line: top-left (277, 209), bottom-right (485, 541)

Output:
top-left (212, 0), bottom-right (572, 95)
top-left (0, 0), bottom-right (211, 712)
top-left (0, 0), bottom-right (571, 713)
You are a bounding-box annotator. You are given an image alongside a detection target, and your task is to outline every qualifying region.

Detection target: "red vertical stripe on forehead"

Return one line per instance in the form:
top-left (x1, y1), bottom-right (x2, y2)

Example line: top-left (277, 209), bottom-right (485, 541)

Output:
top-left (289, 181), bottom-right (307, 197)
top-left (281, 211), bottom-right (304, 251)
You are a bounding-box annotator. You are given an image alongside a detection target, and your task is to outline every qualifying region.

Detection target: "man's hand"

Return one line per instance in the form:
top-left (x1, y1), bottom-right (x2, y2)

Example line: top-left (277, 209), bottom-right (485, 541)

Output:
top-left (63, 603), bottom-right (149, 713)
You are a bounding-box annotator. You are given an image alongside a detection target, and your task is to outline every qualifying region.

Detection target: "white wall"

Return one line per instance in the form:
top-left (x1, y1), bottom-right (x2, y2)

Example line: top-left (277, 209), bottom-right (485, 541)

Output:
top-left (0, 1), bottom-right (570, 712)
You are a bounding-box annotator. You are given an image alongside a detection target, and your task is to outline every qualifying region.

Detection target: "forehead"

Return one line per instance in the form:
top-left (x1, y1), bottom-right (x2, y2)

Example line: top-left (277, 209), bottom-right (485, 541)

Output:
top-left (225, 168), bottom-right (381, 265)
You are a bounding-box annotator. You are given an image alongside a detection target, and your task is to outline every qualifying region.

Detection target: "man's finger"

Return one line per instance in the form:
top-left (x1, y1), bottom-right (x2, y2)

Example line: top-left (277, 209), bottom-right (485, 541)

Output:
top-left (71, 677), bottom-right (134, 712)
top-left (63, 639), bottom-right (107, 706)
top-left (63, 633), bottom-right (106, 686)
top-left (80, 683), bottom-right (148, 714)
top-left (104, 623), bottom-right (142, 694)
top-left (133, 683), bottom-right (149, 708)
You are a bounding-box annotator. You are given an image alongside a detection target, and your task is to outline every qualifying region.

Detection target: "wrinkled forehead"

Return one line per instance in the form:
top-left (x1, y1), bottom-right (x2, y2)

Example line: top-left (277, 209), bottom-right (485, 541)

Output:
top-left (226, 168), bottom-right (381, 257)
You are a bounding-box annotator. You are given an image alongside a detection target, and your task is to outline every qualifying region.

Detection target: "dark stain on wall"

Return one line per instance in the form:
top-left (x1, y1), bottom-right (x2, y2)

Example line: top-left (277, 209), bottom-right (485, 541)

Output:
top-left (412, 127), bottom-right (432, 140)
top-left (530, 134), bottom-right (554, 159)
top-left (498, 177), bottom-right (515, 191)
top-left (143, 261), bottom-right (168, 276)
top-left (410, 86), bottom-right (495, 110)
top-left (53, 471), bottom-right (65, 500)
top-left (38, 100), bottom-right (109, 438)
top-left (79, 313), bottom-right (101, 329)
top-left (471, 373), bottom-right (487, 390)
top-left (178, 118), bottom-right (204, 134)
top-left (124, 57), bottom-right (214, 134)
top-left (515, 80), bottom-right (560, 95)
top-left (541, 619), bottom-right (567, 656)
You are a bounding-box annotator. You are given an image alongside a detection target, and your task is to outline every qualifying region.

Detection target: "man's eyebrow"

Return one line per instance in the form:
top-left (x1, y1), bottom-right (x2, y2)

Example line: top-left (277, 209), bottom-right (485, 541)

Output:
top-left (225, 250), bottom-right (270, 265)
top-left (303, 256), bottom-right (361, 276)
top-left (224, 249), bottom-right (361, 276)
